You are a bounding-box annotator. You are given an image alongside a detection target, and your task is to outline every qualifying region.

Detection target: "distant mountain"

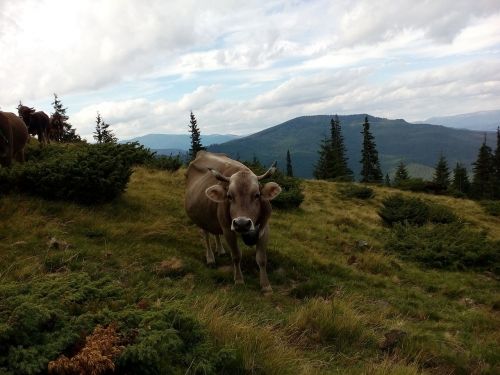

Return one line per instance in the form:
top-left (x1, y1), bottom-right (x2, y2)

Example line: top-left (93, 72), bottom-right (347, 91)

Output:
top-left (121, 133), bottom-right (240, 150)
top-left (209, 115), bottom-right (496, 179)
top-left (416, 110), bottom-right (500, 131)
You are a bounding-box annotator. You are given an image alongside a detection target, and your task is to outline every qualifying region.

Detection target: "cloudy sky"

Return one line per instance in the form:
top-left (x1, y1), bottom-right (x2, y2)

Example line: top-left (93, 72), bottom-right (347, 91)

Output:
top-left (1, 0), bottom-right (499, 141)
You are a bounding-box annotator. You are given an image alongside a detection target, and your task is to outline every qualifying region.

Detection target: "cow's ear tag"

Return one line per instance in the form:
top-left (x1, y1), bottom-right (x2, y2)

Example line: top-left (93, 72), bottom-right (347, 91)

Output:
top-left (261, 182), bottom-right (281, 201)
top-left (206, 185), bottom-right (226, 203)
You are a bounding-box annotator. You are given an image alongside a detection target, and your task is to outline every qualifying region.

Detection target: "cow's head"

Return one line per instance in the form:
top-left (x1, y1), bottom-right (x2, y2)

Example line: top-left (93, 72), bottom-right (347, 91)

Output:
top-left (205, 162), bottom-right (281, 238)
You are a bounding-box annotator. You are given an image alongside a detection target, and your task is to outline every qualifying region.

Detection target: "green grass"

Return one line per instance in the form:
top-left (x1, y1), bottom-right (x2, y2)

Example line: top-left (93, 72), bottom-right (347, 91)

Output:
top-left (0, 167), bottom-right (499, 374)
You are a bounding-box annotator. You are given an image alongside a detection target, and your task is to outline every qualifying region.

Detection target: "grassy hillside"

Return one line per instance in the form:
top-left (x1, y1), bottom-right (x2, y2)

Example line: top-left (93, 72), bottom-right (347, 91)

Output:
top-left (208, 115), bottom-right (496, 178)
top-left (1, 167), bottom-right (499, 374)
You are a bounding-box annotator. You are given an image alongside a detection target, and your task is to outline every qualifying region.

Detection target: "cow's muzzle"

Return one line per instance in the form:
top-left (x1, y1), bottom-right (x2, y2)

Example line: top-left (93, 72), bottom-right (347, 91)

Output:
top-left (231, 217), bottom-right (255, 233)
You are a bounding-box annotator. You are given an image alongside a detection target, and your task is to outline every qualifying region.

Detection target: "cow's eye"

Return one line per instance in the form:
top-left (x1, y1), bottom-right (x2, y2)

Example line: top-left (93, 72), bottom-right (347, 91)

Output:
top-left (254, 192), bottom-right (261, 199)
top-left (227, 194), bottom-right (233, 201)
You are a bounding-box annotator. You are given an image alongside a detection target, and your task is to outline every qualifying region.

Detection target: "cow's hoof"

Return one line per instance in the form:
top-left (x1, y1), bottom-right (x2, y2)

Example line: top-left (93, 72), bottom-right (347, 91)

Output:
top-left (206, 261), bottom-right (217, 269)
top-left (234, 279), bottom-right (245, 285)
top-left (261, 285), bottom-right (273, 295)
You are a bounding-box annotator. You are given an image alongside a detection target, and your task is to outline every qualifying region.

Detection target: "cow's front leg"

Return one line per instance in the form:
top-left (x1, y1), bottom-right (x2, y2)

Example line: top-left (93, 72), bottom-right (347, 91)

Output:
top-left (224, 231), bottom-right (244, 284)
top-left (202, 230), bottom-right (215, 266)
top-left (215, 235), bottom-right (227, 256)
top-left (256, 227), bottom-right (272, 293)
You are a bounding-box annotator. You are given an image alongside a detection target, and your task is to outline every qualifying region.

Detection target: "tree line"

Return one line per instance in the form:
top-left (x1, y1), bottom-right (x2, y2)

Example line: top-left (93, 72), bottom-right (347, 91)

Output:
top-left (311, 114), bottom-right (500, 200)
top-left (313, 115), bottom-right (383, 183)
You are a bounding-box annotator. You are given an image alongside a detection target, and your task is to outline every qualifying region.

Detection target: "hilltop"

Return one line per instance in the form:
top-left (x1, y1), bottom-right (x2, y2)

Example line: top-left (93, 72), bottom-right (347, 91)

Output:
top-left (209, 115), bottom-right (496, 178)
top-left (0, 166), bottom-right (499, 374)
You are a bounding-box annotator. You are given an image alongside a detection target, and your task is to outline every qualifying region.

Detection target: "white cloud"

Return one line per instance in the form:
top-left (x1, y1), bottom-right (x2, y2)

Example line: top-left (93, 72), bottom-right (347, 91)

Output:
top-left (1, 0), bottom-right (499, 137)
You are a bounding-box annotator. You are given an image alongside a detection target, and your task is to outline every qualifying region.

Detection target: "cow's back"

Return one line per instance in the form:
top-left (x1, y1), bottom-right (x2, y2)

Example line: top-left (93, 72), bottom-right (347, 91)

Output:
top-left (185, 151), bottom-right (249, 234)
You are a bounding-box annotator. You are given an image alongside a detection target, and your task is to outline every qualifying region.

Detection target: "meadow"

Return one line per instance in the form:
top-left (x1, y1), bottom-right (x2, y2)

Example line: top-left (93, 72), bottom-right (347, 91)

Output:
top-left (1, 166), bottom-right (499, 374)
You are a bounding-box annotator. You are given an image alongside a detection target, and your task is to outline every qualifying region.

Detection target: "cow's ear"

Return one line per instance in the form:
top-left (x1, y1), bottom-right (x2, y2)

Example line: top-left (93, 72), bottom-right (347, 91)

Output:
top-left (205, 185), bottom-right (226, 203)
top-left (261, 182), bottom-right (281, 201)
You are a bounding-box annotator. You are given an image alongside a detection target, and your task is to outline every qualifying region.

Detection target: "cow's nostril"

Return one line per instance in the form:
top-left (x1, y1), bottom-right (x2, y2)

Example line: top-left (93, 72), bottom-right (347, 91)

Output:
top-left (232, 217), bottom-right (252, 232)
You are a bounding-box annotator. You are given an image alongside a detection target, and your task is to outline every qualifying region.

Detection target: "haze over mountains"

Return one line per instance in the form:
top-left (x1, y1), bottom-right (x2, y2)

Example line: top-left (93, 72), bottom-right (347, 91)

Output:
top-left (122, 134), bottom-right (239, 155)
top-left (416, 110), bottom-right (500, 131)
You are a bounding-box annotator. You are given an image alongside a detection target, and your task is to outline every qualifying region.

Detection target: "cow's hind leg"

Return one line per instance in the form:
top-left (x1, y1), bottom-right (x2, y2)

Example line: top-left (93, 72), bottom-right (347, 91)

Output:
top-left (224, 232), bottom-right (244, 285)
top-left (202, 230), bottom-right (216, 266)
top-left (215, 235), bottom-right (227, 256)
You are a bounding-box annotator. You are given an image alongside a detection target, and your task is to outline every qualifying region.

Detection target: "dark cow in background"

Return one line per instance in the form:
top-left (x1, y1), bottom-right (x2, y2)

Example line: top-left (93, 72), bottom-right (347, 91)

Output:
top-left (185, 151), bottom-right (281, 293)
top-left (0, 111), bottom-right (29, 167)
top-left (18, 105), bottom-right (50, 145)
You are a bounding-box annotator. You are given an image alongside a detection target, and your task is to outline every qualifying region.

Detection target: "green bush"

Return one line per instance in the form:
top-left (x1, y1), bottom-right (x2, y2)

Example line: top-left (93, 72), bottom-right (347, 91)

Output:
top-left (386, 223), bottom-right (500, 274)
top-left (397, 178), bottom-right (440, 194)
top-left (378, 195), bottom-right (430, 226)
top-left (480, 200), bottom-right (500, 217)
top-left (0, 273), bottom-right (245, 374)
top-left (338, 184), bottom-right (374, 199)
top-left (244, 160), bottom-right (304, 209)
top-left (147, 154), bottom-right (183, 172)
top-left (427, 203), bottom-right (459, 224)
top-left (0, 143), bottom-right (157, 204)
top-left (378, 195), bottom-right (457, 226)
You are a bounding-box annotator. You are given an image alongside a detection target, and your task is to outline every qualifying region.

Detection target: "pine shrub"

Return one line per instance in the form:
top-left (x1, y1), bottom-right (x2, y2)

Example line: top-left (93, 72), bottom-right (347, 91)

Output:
top-left (378, 195), bottom-right (430, 226)
top-left (338, 184), bottom-right (374, 199)
top-left (379, 195), bottom-right (457, 226)
top-left (386, 223), bottom-right (500, 274)
top-left (0, 142), bottom-right (155, 204)
top-left (0, 273), bottom-right (245, 374)
top-left (480, 200), bottom-right (500, 217)
top-left (147, 155), bottom-right (183, 172)
top-left (244, 160), bottom-right (304, 209)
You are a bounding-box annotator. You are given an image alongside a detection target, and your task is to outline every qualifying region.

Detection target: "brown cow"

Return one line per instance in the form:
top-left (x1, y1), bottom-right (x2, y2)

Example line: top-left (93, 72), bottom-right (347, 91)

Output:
top-left (0, 111), bottom-right (29, 167)
top-left (185, 151), bottom-right (281, 293)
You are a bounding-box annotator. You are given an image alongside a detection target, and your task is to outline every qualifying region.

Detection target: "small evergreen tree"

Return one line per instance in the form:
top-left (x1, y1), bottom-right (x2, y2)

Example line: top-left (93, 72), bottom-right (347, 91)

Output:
top-left (433, 154), bottom-right (450, 191)
top-left (451, 162), bottom-right (470, 195)
top-left (93, 112), bottom-right (104, 143)
top-left (494, 126), bottom-right (500, 199)
top-left (52, 93), bottom-right (80, 142)
top-left (471, 137), bottom-right (494, 199)
top-left (188, 111), bottom-right (205, 161)
top-left (286, 149), bottom-right (294, 177)
top-left (313, 136), bottom-right (331, 179)
top-left (329, 115), bottom-right (352, 180)
top-left (393, 160), bottom-right (409, 186)
top-left (359, 116), bottom-right (383, 183)
top-left (384, 173), bottom-right (391, 186)
top-left (93, 112), bottom-right (117, 144)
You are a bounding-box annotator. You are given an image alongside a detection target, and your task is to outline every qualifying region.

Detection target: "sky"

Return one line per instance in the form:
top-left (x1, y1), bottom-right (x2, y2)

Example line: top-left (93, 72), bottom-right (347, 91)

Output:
top-left (1, 0), bottom-right (499, 141)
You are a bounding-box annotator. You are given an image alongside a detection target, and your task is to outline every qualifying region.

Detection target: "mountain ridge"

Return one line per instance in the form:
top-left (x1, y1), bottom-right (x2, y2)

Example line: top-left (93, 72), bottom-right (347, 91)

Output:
top-left (209, 114), bottom-right (496, 178)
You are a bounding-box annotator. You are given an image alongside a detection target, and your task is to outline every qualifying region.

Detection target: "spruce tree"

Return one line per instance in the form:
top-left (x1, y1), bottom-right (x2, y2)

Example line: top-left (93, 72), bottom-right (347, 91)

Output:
top-left (286, 149), bottom-right (294, 177)
top-left (384, 173), bottom-right (391, 186)
top-left (471, 137), bottom-right (494, 199)
top-left (393, 160), bottom-right (409, 186)
top-left (93, 112), bottom-right (103, 143)
top-left (433, 154), bottom-right (450, 191)
top-left (52, 93), bottom-right (80, 142)
top-left (93, 112), bottom-right (117, 144)
top-left (493, 126), bottom-right (500, 199)
top-left (359, 116), bottom-right (383, 183)
top-left (313, 136), bottom-right (331, 179)
top-left (451, 162), bottom-right (470, 195)
top-left (330, 115), bottom-right (352, 180)
top-left (188, 111), bottom-right (205, 161)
